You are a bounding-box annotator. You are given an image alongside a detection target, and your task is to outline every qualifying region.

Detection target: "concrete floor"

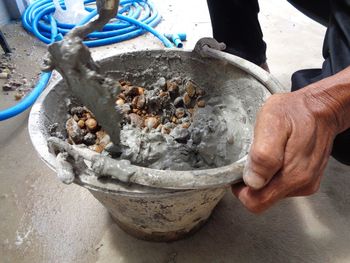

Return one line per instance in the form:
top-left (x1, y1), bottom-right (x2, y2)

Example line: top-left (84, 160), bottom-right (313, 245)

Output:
top-left (1, 0), bottom-right (350, 262)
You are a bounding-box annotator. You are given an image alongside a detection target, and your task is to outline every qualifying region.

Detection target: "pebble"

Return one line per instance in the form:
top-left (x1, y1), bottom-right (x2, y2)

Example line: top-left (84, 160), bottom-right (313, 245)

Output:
top-left (80, 114), bottom-right (88, 121)
top-left (70, 106), bottom-right (85, 116)
top-left (66, 118), bottom-right (84, 144)
top-left (104, 142), bottom-right (118, 154)
top-left (166, 81), bottom-right (178, 93)
top-left (161, 116), bottom-right (170, 124)
top-left (175, 108), bottom-right (186, 118)
top-left (174, 96), bottom-right (184, 108)
top-left (182, 122), bottom-right (191, 129)
top-left (196, 87), bottom-right (205, 96)
top-left (129, 113), bottom-right (144, 128)
top-left (85, 118), bottom-right (98, 131)
top-left (14, 91), bottom-right (24, 100)
top-left (165, 122), bottom-right (175, 129)
top-left (96, 130), bottom-right (107, 141)
top-left (197, 100), bottom-right (206, 108)
top-left (118, 93), bottom-right (126, 100)
top-left (8, 80), bottom-right (22, 87)
top-left (138, 87), bottom-right (145, 95)
top-left (185, 81), bottom-right (196, 97)
top-left (0, 72), bottom-right (9, 79)
top-left (84, 133), bottom-right (96, 145)
top-left (2, 84), bottom-right (13, 91)
top-left (77, 119), bottom-right (85, 128)
top-left (131, 96), bottom-right (139, 109)
top-left (125, 86), bottom-right (140, 96)
top-left (144, 117), bottom-right (160, 129)
top-left (137, 95), bottom-right (146, 109)
top-left (85, 112), bottom-right (93, 119)
top-left (227, 134), bottom-right (235, 145)
top-left (99, 133), bottom-right (111, 147)
top-left (116, 98), bottom-right (125, 106)
top-left (183, 92), bottom-right (191, 106)
top-left (161, 126), bottom-right (171, 134)
top-left (91, 144), bottom-right (104, 153)
top-left (119, 80), bottom-right (131, 86)
top-left (2, 68), bottom-right (11, 74)
top-left (120, 104), bottom-right (131, 114)
top-left (73, 114), bottom-right (80, 122)
top-left (159, 91), bottom-right (168, 97)
top-left (156, 77), bottom-right (166, 89)
top-left (174, 77), bottom-right (183, 85)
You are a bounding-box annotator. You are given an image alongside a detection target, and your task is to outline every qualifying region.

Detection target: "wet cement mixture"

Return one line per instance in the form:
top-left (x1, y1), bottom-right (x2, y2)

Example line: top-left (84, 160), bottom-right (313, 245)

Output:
top-left (44, 0), bottom-right (244, 176)
top-left (58, 77), bottom-right (235, 170)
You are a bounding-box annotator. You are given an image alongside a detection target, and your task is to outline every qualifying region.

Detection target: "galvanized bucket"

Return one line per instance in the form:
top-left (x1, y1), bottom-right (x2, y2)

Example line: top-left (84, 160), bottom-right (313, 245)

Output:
top-left (29, 44), bottom-right (281, 241)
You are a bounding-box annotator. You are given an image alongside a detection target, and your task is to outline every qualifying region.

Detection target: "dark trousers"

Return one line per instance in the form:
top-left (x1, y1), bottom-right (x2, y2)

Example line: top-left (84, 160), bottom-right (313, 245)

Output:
top-left (207, 0), bottom-right (350, 165)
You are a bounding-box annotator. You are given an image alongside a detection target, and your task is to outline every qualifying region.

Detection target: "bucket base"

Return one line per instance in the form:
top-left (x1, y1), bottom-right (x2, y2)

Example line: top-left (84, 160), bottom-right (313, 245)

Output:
top-left (112, 215), bottom-right (209, 242)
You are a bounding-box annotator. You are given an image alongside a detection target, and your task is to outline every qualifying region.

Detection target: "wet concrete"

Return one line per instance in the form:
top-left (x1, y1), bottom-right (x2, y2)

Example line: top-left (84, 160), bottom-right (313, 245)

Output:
top-left (1, 0), bottom-right (350, 262)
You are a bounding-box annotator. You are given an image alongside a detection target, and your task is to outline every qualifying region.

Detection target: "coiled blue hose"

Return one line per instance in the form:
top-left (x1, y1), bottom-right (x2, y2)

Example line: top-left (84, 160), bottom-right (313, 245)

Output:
top-left (0, 0), bottom-right (173, 121)
top-left (22, 0), bottom-right (173, 48)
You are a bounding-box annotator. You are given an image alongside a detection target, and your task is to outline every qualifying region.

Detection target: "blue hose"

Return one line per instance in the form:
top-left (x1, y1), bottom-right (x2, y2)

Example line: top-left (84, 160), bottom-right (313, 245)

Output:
top-left (0, 0), bottom-right (173, 121)
top-left (22, 0), bottom-right (173, 48)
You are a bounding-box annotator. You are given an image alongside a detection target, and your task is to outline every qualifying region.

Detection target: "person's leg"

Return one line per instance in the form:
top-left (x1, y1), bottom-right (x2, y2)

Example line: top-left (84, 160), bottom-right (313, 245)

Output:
top-left (206, 0), bottom-right (267, 66)
top-left (288, 0), bottom-right (350, 165)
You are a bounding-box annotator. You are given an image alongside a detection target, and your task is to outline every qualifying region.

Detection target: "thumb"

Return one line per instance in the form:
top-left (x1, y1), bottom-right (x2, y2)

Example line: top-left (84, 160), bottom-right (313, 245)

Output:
top-left (244, 110), bottom-right (289, 189)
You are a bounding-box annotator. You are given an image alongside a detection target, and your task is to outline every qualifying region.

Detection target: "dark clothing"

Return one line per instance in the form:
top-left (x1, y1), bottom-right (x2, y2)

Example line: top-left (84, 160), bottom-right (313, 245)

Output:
top-left (207, 0), bottom-right (350, 165)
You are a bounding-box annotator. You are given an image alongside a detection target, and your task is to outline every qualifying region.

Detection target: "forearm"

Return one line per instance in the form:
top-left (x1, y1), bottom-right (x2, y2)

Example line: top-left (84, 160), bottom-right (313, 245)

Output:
top-left (299, 66), bottom-right (350, 133)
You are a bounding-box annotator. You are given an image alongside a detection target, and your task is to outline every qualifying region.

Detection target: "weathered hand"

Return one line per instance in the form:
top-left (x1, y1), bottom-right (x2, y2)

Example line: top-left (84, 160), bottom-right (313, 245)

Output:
top-left (232, 71), bottom-right (350, 213)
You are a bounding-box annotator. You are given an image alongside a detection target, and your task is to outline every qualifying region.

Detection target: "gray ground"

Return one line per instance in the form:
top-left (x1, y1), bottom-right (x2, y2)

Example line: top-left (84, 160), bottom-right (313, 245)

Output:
top-left (1, 0), bottom-right (350, 262)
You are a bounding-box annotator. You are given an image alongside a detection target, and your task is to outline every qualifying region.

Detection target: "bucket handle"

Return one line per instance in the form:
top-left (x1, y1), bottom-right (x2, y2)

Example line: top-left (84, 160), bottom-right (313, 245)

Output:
top-left (193, 38), bottom-right (284, 94)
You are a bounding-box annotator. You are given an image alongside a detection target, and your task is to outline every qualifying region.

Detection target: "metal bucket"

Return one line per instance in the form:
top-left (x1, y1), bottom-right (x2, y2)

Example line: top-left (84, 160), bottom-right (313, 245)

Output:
top-left (28, 47), bottom-right (281, 241)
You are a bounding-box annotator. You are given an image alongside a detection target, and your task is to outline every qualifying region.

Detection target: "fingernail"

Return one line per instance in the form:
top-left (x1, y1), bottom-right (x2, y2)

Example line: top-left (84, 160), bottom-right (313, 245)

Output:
top-left (243, 171), bottom-right (266, 189)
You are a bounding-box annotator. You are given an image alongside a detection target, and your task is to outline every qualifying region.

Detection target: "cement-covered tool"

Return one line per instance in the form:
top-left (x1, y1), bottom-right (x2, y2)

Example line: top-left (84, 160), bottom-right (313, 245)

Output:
top-left (42, 0), bottom-right (123, 145)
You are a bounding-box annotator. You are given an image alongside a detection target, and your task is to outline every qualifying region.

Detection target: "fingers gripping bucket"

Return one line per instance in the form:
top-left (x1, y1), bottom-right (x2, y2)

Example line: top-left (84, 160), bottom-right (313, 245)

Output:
top-left (29, 46), bottom-right (281, 241)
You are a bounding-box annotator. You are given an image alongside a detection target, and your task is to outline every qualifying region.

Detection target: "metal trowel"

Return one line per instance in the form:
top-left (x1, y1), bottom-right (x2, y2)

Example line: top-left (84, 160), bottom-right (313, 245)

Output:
top-left (43, 0), bottom-right (122, 145)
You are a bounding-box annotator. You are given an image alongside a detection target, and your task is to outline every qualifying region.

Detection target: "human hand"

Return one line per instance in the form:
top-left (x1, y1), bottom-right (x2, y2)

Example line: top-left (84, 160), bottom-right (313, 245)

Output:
top-left (232, 82), bottom-right (347, 213)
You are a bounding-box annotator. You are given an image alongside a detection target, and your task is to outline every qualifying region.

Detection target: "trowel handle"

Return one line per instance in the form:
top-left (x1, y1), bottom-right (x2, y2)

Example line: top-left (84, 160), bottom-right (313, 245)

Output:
top-left (49, 137), bottom-right (246, 190)
top-left (69, 0), bottom-right (120, 38)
